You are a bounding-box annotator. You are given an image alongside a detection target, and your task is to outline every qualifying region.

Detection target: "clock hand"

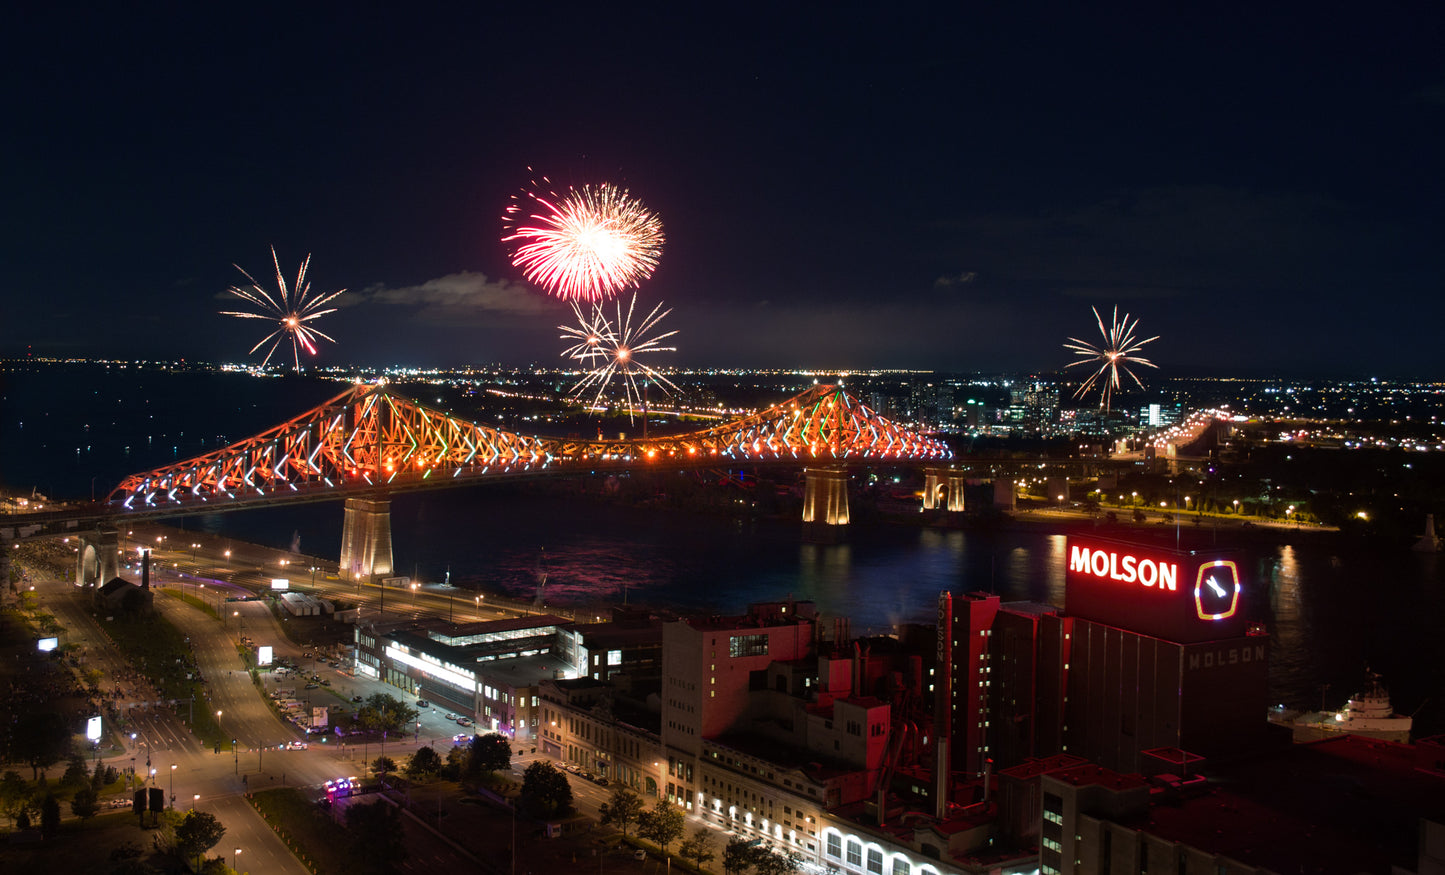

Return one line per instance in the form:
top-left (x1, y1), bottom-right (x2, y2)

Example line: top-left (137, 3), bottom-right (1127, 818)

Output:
top-left (1207, 576), bottom-right (1226, 597)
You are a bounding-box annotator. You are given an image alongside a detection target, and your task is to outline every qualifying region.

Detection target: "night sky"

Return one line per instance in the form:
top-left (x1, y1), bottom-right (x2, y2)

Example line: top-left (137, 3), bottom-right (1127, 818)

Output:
top-left (4, 6), bottom-right (1443, 377)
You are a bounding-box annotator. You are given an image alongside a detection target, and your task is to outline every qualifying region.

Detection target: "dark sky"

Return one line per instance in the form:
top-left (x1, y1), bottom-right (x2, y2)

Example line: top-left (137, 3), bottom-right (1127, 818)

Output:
top-left (4, 5), bottom-right (1443, 377)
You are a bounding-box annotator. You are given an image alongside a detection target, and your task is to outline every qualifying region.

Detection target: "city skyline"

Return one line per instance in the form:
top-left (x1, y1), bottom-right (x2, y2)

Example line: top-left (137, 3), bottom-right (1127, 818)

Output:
top-left (4, 8), bottom-right (1443, 376)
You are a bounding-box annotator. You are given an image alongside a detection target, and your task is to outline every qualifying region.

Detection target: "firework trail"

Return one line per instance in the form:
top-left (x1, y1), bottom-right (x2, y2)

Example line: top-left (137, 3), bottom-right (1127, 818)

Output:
top-left (503, 176), bottom-right (664, 302)
top-left (221, 247), bottom-right (344, 369)
top-left (560, 293), bottom-right (679, 420)
top-left (1063, 306), bottom-right (1159, 412)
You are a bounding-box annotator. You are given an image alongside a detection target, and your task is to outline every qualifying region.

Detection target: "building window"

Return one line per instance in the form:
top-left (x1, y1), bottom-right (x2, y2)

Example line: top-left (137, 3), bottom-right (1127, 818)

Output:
top-left (867, 847), bottom-right (883, 874)
top-left (826, 834), bottom-right (841, 859)
top-left (892, 859), bottom-right (910, 875)
top-left (846, 840), bottom-right (862, 867)
top-left (729, 634), bottom-right (768, 658)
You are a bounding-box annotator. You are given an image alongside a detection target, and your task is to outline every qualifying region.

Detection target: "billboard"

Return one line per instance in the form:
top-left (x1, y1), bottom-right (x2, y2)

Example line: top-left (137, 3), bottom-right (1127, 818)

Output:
top-left (37, 637), bottom-right (59, 652)
top-left (1064, 537), bottom-right (1245, 643)
top-left (270, 578), bottom-right (290, 591)
top-left (257, 645), bottom-right (273, 666)
top-left (86, 716), bottom-right (103, 741)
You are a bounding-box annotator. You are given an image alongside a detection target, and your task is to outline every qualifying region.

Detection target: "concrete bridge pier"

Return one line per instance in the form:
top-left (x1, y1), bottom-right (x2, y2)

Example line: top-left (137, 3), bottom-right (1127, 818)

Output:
top-left (923, 468), bottom-right (967, 512)
top-left (340, 498), bottom-right (394, 581)
top-left (802, 467), bottom-right (850, 526)
top-left (76, 527), bottom-right (120, 586)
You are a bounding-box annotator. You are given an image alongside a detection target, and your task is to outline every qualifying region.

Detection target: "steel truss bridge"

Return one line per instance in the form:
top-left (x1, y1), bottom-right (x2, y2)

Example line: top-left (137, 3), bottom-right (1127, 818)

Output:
top-left (106, 382), bottom-right (952, 515)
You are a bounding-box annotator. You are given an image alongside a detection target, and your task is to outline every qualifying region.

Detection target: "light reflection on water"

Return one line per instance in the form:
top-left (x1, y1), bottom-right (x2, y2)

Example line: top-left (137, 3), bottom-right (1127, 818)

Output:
top-left (208, 486), bottom-right (1445, 734)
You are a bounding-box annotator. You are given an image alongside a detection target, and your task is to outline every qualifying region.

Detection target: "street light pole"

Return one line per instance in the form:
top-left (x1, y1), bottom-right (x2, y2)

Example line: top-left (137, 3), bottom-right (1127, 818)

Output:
top-left (170, 763), bottom-right (176, 808)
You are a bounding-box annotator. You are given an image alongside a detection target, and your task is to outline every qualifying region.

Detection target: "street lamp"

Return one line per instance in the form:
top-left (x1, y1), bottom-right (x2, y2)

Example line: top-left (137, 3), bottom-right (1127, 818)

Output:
top-left (192, 793), bottom-right (199, 810)
top-left (234, 848), bottom-right (241, 871)
top-left (170, 763), bottom-right (177, 808)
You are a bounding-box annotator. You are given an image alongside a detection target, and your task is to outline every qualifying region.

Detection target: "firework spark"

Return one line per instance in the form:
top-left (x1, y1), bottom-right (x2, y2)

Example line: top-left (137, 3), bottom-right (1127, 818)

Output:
top-left (503, 177), bottom-right (664, 302)
top-left (221, 247), bottom-right (344, 369)
top-left (1063, 306), bottom-right (1160, 412)
top-left (560, 293), bottom-right (679, 420)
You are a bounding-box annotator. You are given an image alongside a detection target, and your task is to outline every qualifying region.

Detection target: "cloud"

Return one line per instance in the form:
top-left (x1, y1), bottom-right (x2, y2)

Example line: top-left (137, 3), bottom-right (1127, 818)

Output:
top-left (353, 271), bottom-right (552, 323)
top-left (933, 271), bottom-right (978, 288)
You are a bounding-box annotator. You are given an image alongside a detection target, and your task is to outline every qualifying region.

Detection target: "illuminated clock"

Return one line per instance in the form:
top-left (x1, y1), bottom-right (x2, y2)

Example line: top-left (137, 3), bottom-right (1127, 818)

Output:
top-left (1192, 559), bottom-right (1240, 620)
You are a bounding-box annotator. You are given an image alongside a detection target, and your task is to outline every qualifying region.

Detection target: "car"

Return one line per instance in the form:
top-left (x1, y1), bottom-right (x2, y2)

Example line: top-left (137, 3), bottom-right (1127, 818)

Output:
top-left (452, 733), bottom-right (472, 745)
top-left (286, 741), bottom-right (308, 750)
top-left (320, 679), bottom-right (331, 686)
top-left (416, 699), bottom-right (430, 708)
top-left (633, 849), bottom-right (647, 861)
top-left (444, 712), bottom-right (458, 720)
top-left (456, 717), bottom-right (472, 726)
top-left (305, 683), bottom-right (319, 689)
top-left (352, 695), bottom-right (364, 703)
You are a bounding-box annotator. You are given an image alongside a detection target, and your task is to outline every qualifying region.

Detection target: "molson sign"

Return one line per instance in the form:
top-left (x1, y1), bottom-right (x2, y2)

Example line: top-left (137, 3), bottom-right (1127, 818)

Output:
top-left (1065, 538), bottom-right (1244, 643)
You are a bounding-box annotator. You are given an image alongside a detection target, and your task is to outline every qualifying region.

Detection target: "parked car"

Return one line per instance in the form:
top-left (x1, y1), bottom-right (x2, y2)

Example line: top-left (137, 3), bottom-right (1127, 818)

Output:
top-left (416, 699), bottom-right (430, 708)
top-left (305, 683), bottom-right (319, 689)
top-left (352, 695), bottom-right (364, 703)
top-left (456, 717), bottom-right (472, 727)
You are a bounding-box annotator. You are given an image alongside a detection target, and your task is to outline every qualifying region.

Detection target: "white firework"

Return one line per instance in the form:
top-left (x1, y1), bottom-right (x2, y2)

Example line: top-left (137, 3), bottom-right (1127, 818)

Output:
top-left (1063, 306), bottom-right (1160, 412)
top-left (560, 293), bottom-right (679, 420)
top-left (221, 247), bottom-right (344, 369)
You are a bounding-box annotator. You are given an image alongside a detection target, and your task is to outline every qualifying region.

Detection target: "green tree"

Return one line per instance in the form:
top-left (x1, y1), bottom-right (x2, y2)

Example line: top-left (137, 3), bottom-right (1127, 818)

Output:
top-left (345, 798), bottom-right (407, 875)
top-left (598, 786), bottom-right (645, 838)
top-left (723, 837), bottom-right (755, 875)
top-left (371, 756), bottom-right (397, 779)
top-left (39, 793), bottom-right (60, 839)
top-left (519, 760), bottom-right (573, 818)
top-left (174, 809), bottom-right (227, 870)
top-left (70, 785), bottom-right (100, 825)
top-left (357, 694), bottom-right (419, 736)
top-left (678, 827), bottom-right (717, 870)
top-left (13, 711), bottom-right (68, 779)
top-left (91, 759), bottom-right (109, 790)
top-left (405, 746), bottom-right (442, 780)
top-left (636, 800), bottom-right (686, 856)
top-left (63, 755), bottom-right (90, 787)
top-left (466, 733), bottom-right (511, 778)
top-left (752, 847), bottom-right (803, 875)
top-left (0, 771), bottom-right (31, 827)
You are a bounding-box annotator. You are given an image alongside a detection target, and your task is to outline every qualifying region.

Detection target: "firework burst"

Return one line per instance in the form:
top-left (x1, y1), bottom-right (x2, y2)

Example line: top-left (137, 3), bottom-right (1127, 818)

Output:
top-left (221, 247), bottom-right (344, 369)
top-left (1064, 306), bottom-right (1160, 412)
top-left (503, 177), bottom-right (664, 303)
top-left (560, 293), bottom-right (679, 420)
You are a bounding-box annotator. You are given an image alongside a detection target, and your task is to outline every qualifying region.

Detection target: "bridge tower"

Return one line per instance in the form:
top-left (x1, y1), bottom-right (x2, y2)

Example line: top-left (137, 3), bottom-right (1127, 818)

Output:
top-left (801, 467), bottom-right (850, 526)
top-left (339, 498), bottom-right (394, 581)
top-left (923, 468), bottom-right (967, 512)
top-left (76, 528), bottom-right (120, 586)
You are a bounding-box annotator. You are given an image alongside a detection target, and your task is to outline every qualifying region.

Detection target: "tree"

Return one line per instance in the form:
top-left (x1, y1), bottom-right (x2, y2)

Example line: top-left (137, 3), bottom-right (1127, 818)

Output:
top-left (598, 787), bottom-right (645, 838)
top-left (405, 746), bottom-right (442, 780)
top-left (12, 712), bottom-right (68, 779)
top-left (519, 760), bottom-right (572, 818)
top-left (175, 809), bottom-right (227, 870)
top-left (345, 798), bottom-right (407, 875)
top-left (39, 793), bottom-right (60, 839)
top-left (723, 837), bottom-right (755, 875)
top-left (357, 694), bottom-right (419, 736)
top-left (678, 827), bottom-right (717, 870)
top-left (371, 756), bottom-right (397, 779)
top-left (91, 759), bottom-right (109, 790)
top-left (636, 800), bottom-right (685, 856)
top-left (63, 755), bottom-right (90, 787)
top-left (466, 733), bottom-right (512, 777)
top-left (0, 771), bottom-right (31, 827)
top-left (70, 785), bottom-right (100, 825)
top-left (752, 847), bottom-right (803, 875)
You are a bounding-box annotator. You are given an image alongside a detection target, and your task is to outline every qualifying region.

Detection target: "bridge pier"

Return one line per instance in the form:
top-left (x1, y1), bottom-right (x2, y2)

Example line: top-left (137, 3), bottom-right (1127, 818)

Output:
top-left (76, 527), bottom-right (120, 586)
top-left (802, 467), bottom-right (850, 526)
top-left (923, 468), bottom-right (967, 512)
top-left (339, 498), bottom-right (394, 581)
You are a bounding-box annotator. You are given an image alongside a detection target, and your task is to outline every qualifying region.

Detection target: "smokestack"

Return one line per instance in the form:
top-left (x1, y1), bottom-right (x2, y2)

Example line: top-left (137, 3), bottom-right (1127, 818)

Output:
top-left (935, 591), bottom-right (953, 819)
top-left (141, 549), bottom-right (151, 591)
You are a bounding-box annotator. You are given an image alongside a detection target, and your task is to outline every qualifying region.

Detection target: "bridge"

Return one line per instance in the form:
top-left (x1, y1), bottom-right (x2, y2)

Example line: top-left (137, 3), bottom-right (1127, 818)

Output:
top-left (48, 382), bottom-right (951, 582)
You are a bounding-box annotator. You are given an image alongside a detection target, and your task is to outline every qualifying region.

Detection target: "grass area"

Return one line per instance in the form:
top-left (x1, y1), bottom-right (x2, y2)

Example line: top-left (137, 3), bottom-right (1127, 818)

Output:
top-left (100, 606), bottom-right (225, 749)
top-left (168, 588), bottom-right (220, 620)
top-left (249, 786), bottom-right (351, 874)
top-left (0, 809), bottom-right (170, 870)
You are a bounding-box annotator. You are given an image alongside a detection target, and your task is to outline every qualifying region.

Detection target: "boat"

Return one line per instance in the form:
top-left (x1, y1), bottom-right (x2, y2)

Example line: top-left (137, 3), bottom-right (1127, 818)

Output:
top-left (1267, 671), bottom-right (1413, 743)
